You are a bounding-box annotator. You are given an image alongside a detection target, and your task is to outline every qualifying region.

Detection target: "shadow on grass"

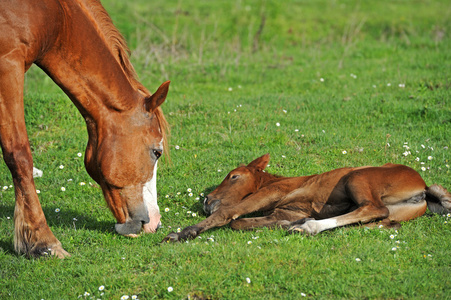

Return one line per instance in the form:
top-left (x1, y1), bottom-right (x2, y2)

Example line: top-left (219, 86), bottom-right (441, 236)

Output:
top-left (0, 203), bottom-right (114, 257)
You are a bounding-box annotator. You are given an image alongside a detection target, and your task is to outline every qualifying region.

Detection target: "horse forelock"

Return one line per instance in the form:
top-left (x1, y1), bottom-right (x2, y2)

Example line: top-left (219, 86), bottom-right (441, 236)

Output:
top-left (76, 0), bottom-right (170, 159)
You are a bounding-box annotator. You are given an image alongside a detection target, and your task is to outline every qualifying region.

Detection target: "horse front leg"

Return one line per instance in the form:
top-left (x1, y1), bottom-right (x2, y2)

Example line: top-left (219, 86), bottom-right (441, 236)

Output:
top-left (162, 188), bottom-right (290, 243)
top-left (230, 209), bottom-right (309, 230)
top-left (161, 209), bottom-right (233, 243)
top-left (0, 58), bottom-right (69, 258)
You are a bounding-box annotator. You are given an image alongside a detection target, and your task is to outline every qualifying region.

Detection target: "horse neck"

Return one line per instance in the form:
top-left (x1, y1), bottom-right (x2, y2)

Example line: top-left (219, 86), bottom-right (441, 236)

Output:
top-left (36, 0), bottom-right (144, 123)
top-left (256, 171), bottom-right (286, 189)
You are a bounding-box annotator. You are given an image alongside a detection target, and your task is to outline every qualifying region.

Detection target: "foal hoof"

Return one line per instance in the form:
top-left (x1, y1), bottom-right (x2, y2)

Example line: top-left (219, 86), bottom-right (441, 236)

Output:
top-left (161, 232), bottom-right (180, 244)
top-left (288, 225), bottom-right (307, 235)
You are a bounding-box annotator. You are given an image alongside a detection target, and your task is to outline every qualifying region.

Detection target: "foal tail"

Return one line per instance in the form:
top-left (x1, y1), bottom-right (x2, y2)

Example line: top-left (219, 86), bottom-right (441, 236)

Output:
top-left (426, 184), bottom-right (451, 214)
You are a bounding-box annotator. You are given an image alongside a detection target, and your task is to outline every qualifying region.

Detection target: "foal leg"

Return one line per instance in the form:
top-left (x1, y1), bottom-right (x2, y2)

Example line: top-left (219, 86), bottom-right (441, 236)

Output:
top-left (0, 57), bottom-right (69, 258)
top-left (289, 180), bottom-right (390, 235)
top-left (230, 209), bottom-right (309, 230)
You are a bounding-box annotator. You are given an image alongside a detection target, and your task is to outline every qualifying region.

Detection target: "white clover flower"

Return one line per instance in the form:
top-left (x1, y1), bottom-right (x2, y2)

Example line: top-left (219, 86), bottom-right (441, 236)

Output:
top-left (61, 187), bottom-right (66, 191)
top-left (428, 156), bottom-right (433, 160)
top-left (295, 129), bottom-right (299, 132)
top-left (320, 78), bottom-right (324, 82)
top-left (301, 293), bottom-right (307, 297)
top-left (402, 151), bottom-right (411, 156)
top-left (55, 208), bottom-right (60, 213)
top-left (218, 169), bottom-right (222, 172)
top-left (175, 145), bottom-right (180, 150)
top-left (387, 83), bottom-right (391, 86)
top-left (228, 87), bottom-right (233, 91)
top-left (342, 150), bottom-right (347, 155)
top-left (164, 208), bottom-right (170, 212)
top-left (355, 258), bottom-right (361, 262)
top-left (98, 286), bottom-right (104, 291)
top-left (246, 277), bottom-right (251, 284)
top-left (350, 73), bottom-right (357, 79)
top-left (276, 122), bottom-right (280, 127)
top-left (167, 287), bottom-right (173, 292)
top-left (399, 83), bottom-right (405, 88)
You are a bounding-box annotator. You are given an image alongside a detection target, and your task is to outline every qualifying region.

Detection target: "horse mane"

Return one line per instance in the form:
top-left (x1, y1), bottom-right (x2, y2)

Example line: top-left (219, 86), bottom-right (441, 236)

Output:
top-left (78, 0), bottom-right (170, 158)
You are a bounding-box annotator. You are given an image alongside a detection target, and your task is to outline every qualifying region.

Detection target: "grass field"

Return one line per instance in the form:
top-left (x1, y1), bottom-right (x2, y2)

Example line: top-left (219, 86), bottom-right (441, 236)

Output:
top-left (1, 0), bottom-right (451, 299)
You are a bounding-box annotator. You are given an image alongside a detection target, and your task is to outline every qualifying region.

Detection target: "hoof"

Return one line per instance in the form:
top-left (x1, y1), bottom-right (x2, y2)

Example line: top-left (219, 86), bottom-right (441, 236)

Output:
top-left (288, 225), bottom-right (307, 235)
top-left (28, 244), bottom-right (71, 259)
top-left (161, 232), bottom-right (180, 244)
top-left (50, 245), bottom-right (71, 259)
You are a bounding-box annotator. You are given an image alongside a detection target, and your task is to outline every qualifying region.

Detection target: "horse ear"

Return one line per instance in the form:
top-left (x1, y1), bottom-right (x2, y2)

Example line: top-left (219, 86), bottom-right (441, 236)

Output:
top-left (145, 81), bottom-right (170, 111)
top-left (247, 153), bottom-right (270, 171)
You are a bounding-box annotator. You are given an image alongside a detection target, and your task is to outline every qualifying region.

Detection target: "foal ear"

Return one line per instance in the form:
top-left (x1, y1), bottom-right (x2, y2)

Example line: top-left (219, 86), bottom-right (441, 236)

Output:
top-left (145, 81), bottom-right (170, 111)
top-left (247, 153), bottom-right (270, 171)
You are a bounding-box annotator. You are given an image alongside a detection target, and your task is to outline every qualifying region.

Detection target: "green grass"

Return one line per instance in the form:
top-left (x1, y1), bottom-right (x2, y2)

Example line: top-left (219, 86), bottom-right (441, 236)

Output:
top-left (1, 0), bottom-right (451, 299)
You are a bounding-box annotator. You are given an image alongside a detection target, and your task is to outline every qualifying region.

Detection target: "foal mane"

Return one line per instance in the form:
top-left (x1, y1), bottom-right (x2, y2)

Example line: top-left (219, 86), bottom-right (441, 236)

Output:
top-left (78, 0), bottom-right (170, 157)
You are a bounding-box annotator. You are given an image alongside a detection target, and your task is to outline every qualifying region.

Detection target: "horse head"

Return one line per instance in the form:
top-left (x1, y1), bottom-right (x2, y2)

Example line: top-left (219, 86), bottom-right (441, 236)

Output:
top-left (203, 154), bottom-right (271, 215)
top-left (84, 81), bottom-right (170, 236)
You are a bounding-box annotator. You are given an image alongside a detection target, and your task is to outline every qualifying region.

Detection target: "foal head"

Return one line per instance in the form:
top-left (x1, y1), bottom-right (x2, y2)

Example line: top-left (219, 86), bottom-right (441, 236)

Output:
top-left (203, 154), bottom-right (271, 215)
top-left (84, 81), bottom-right (170, 236)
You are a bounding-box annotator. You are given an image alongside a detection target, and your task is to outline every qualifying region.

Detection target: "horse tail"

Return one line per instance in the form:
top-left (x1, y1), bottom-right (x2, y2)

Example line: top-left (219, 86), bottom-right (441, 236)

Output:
top-left (425, 184), bottom-right (451, 214)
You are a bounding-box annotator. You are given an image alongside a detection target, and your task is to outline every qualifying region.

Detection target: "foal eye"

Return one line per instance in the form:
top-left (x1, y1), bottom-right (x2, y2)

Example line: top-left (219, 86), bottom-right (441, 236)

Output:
top-left (230, 174), bottom-right (240, 180)
top-left (152, 149), bottom-right (162, 159)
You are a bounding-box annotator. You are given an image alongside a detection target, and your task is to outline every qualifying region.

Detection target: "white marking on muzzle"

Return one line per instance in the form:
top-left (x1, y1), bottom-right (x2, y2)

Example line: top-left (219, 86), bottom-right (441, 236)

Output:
top-left (142, 161), bottom-right (161, 233)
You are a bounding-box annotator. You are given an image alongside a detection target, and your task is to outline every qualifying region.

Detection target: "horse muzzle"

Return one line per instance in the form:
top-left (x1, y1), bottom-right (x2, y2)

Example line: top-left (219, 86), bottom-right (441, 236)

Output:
top-left (115, 212), bottom-right (152, 236)
top-left (203, 196), bottom-right (220, 215)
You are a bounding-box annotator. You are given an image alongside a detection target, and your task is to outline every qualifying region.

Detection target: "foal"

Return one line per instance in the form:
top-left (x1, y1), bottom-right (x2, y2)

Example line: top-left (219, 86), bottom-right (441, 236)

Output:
top-left (163, 154), bottom-right (451, 242)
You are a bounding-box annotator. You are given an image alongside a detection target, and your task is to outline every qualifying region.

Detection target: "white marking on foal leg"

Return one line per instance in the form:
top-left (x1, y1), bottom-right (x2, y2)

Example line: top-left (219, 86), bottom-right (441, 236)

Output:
top-left (142, 161), bottom-right (161, 233)
top-left (291, 219), bottom-right (338, 235)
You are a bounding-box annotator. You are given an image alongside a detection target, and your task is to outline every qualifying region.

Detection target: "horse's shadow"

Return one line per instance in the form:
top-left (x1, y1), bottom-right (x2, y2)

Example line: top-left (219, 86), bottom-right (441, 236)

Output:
top-left (0, 203), bottom-right (114, 256)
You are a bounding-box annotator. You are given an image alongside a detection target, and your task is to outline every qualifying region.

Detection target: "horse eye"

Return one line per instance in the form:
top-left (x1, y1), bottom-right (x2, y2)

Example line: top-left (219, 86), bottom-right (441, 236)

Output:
top-left (153, 149), bottom-right (162, 159)
top-left (230, 174), bottom-right (240, 180)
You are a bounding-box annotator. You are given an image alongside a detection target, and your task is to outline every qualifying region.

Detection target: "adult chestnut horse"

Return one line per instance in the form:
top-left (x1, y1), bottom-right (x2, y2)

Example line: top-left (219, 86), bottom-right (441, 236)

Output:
top-left (0, 0), bottom-right (170, 258)
top-left (163, 154), bottom-right (451, 242)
